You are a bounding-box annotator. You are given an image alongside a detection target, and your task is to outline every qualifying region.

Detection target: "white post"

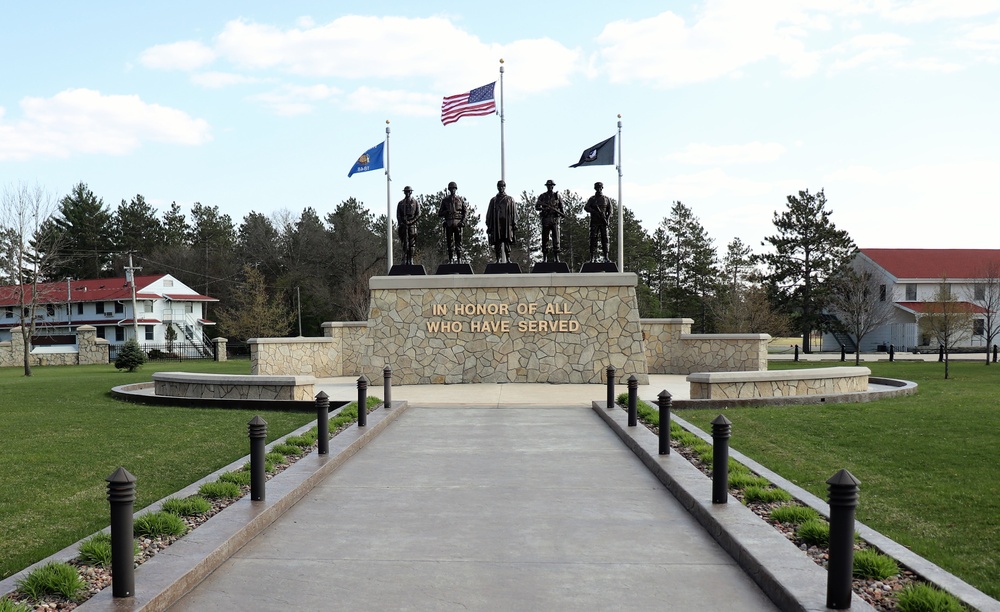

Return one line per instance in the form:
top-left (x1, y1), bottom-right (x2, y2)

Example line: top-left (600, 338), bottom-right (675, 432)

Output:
top-left (616, 116), bottom-right (624, 272)
top-left (125, 253), bottom-right (141, 341)
top-left (385, 120), bottom-right (392, 273)
top-left (499, 59), bottom-right (506, 184)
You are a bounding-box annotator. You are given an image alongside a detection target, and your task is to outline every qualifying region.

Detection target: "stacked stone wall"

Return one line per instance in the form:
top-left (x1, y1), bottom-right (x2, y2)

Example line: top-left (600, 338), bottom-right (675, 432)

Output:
top-left (642, 320), bottom-right (768, 374)
top-left (0, 325), bottom-right (108, 368)
top-left (688, 367), bottom-right (869, 399)
top-left (250, 337), bottom-right (337, 377)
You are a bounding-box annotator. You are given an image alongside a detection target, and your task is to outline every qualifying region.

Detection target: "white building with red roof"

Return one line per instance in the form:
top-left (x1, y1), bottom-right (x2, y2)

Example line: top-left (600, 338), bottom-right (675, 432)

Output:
top-left (824, 249), bottom-right (1000, 352)
top-left (0, 274), bottom-right (217, 355)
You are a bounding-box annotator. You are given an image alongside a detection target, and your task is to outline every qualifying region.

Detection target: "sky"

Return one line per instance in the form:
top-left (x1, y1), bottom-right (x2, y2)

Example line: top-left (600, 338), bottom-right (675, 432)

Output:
top-left (2, 1), bottom-right (1000, 257)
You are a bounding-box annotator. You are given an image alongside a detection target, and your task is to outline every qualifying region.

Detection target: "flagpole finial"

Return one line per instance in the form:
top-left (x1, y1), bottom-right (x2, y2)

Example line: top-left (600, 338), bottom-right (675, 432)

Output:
top-left (499, 58), bottom-right (504, 64)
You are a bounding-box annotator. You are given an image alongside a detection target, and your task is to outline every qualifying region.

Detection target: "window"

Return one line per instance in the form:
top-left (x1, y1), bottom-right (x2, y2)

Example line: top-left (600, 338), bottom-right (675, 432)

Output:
top-left (114, 302), bottom-right (124, 314)
top-left (145, 326), bottom-right (154, 341)
top-left (115, 327), bottom-right (124, 342)
top-left (46, 304), bottom-right (56, 316)
top-left (974, 319), bottom-right (985, 336)
top-left (96, 326), bottom-right (105, 339)
top-left (879, 285), bottom-right (886, 302)
top-left (144, 300), bottom-right (154, 313)
top-left (4, 307), bottom-right (12, 319)
top-left (163, 279), bottom-right (174, 287)
top-left (905, 284), bottom-right (917, 300)
top-left (975, 284), bottom-right (986, 301)
top-left (96, 302), bottom-right (105, 314)
top-left (185, 302), bottom-right (194, 314)
top-left (77, 303), bottom-right (84, 315)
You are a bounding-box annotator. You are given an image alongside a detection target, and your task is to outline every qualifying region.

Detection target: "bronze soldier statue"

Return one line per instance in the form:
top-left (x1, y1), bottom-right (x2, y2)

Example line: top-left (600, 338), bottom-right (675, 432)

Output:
top-left (584, 181), bottom-right (612, 263)
top-left (486, 180), bottom-right (518, 264)
top-left (535, 179), bottom-right (564, 263)
top-left (396, 186), bottom-right (420, 266)
top-left (438, 181), bottom-right (467, 263)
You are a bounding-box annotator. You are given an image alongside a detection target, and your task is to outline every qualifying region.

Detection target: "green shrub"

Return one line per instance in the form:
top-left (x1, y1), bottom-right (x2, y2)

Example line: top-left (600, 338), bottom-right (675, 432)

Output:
top-left (728, 472), bottom-right (771, 490)
top-left (16, 561), bottom-right (86, 601)
top-left (853, 547), bottom-right (899, 580)
top-left (161, 496), bottom-right (212, 517)
top-left (77, 532), bottom-right (140, 567)
top-left (114, 338), bottom-right (147, 372)
top-left (895, 583), bottom-right (965, 612)
top-left (134, 511), bottom-right (187, 538)
top-left (742, 486), bottom-right (793, 504)
top-left (769, 505), bottom-right (820, 525)
top-left (796, 518), bottom-right (830, 547)
top-left (284, 435), bottom-right (314, 448)
top-left (0, 597), bottom-right (33, 612)
top-left (218, 470), bottom-right (252, 486)
top-left (271, 443), bottom-right (303, 456)
top-left (198, 481), bottom-right (243, 499)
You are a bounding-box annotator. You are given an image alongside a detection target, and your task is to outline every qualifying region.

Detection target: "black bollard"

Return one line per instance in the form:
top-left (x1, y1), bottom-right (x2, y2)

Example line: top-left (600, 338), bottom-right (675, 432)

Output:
top-left (248, 416), bottom-right (267, 501)
top-left (826, 469), bottom-right (861, 609)
top-left (627, 375), bottom-right (638, 427)
top-left (939, 344), bottom-right (944, 362)
top-left (383, 365), bottom-right (392, 409)
top-left (316, 391), bottom-right (330, 455)
top-left (711, 415), bottom-right (732, 504)
top-left (106, 467), bottom-right (136, 598)
top-left (840, 345), bottom-right (845, 362)
top-left (357, 375), bottom-right (368, 427)
top-left (657, 390), bottom-right (672, 455)
top-left (794, 345), bottom-right (799, 361)
top-left (889, 344), bottom-right (895, 362)
top-left (993, 344), bottom-right (997, 364)
top-left (606, 365), bottom-right (616, 410)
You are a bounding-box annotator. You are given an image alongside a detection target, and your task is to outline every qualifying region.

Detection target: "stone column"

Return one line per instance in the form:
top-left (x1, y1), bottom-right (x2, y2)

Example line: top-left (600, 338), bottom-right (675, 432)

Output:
top-left (213, 337), bottom-right (228, 362)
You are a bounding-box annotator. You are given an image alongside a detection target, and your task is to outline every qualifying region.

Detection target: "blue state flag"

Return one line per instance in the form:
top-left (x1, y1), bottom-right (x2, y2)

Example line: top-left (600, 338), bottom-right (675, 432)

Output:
top-left (347, 141), bottom-right (385, 177)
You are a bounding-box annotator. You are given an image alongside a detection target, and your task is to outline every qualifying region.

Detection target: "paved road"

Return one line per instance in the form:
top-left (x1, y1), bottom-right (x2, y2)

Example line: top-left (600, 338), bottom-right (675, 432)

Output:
top-left (169, 405), bottom-right (776, 611)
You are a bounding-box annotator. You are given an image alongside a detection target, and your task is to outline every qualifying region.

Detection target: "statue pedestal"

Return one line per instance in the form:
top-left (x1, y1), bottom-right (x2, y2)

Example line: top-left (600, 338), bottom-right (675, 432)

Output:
top-left (435, 263), bottom-right (475, 275)
top-left (483, 262), bottom-right (522, 274)
top-left (364, 273), bottom-right (649, 384)
top-left (580, 262), bottom-right (619, 273)
top-left (531, 262), bottom-right (571, 274)
top-left (389, 264), bottom-right (426, 276)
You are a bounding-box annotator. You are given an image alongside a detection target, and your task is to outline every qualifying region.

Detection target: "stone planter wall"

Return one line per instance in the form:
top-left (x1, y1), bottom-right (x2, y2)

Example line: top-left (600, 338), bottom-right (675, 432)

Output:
top-left (0, 325), bottom-right (108, 368)
top-left (250, 337), bottom-right (338, 377)
top-left (687, 367), bottom-right (870, 400)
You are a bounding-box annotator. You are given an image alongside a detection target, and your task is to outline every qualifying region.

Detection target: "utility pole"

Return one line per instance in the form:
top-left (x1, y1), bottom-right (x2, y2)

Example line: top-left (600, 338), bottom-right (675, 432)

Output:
top-left (124, 253), bottom-right (142, 342)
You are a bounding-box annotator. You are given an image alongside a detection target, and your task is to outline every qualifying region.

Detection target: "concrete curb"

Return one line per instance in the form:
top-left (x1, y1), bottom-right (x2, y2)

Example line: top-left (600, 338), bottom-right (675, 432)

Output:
top-left (592, 400), bottom-right (874, 612)
top-left (73, 400), bottom-right (409, 612)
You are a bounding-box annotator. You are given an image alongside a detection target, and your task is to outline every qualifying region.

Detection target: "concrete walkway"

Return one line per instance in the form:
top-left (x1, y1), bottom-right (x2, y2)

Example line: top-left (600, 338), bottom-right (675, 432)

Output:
top-left (168, 404), bottom-right (776, 611)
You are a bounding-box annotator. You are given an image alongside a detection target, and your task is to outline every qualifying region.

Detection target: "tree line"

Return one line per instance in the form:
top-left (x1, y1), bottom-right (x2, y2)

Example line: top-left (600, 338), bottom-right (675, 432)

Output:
top-left (4, 180), bottom-right (866, 350)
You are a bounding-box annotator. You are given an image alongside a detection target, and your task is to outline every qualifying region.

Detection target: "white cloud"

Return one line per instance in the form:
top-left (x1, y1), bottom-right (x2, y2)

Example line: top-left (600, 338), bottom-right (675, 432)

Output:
top-left (957, 17), bottom-right (1000, 59)
top-left (0, 89), bottom-right (211, 161)
top-left (139, 40), bottom-right (216, 70)
top-left (139, 16), bottom-right (580, 97)
top-left (595, 5), bottom-right (823, 87)
top-left (878, 0), bottom-right (1000, 23)
top-left (248, 84), bottom-right (340, 116)
top-left (343, 87), bottom-right (439, 117)
top-left (668, 142), bottom-right (787, 165)
top-left (828, 32), bottom-right (911, 72)
top-left (191, 71), bottom-right (267, 88)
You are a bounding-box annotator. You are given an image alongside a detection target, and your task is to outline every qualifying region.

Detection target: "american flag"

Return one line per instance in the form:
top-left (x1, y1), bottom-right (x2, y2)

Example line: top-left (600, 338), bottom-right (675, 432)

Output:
top-left (441, 82), bottom-right (496, 126)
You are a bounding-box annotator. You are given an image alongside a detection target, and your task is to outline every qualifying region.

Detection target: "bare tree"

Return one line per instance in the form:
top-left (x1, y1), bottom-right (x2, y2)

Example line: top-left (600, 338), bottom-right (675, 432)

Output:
top-left (828, 265), bottom-right (897, 365)
top-left (919, 279), bottom-right (975, 379)
top-left (0, 183), bottom-right (62, 376)
top-left (966, 259), bottom-right (1000, 365)
top-left (713, 283), bottom-right (792, 337)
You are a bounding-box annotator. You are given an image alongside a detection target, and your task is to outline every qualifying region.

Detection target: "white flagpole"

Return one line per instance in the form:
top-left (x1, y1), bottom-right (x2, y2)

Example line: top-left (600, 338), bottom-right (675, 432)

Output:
top-left (385, 120), bottom-right (393, 273)
top-left (616, 115), bottom-right (624, 272)
top-left (499, 58), bottom-right (506, 183)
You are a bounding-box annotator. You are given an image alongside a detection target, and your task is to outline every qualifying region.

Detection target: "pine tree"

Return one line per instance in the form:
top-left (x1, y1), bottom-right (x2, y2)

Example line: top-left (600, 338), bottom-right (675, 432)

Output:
top-left (760, 189), bottom-right (856, 352)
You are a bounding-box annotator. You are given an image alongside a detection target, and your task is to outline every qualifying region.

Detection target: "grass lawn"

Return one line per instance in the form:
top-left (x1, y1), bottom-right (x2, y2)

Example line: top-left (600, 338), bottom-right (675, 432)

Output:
top-left (680, 360), bottom-right (1000, 600)
top-left (0, 360), bottom-right (317, 580)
